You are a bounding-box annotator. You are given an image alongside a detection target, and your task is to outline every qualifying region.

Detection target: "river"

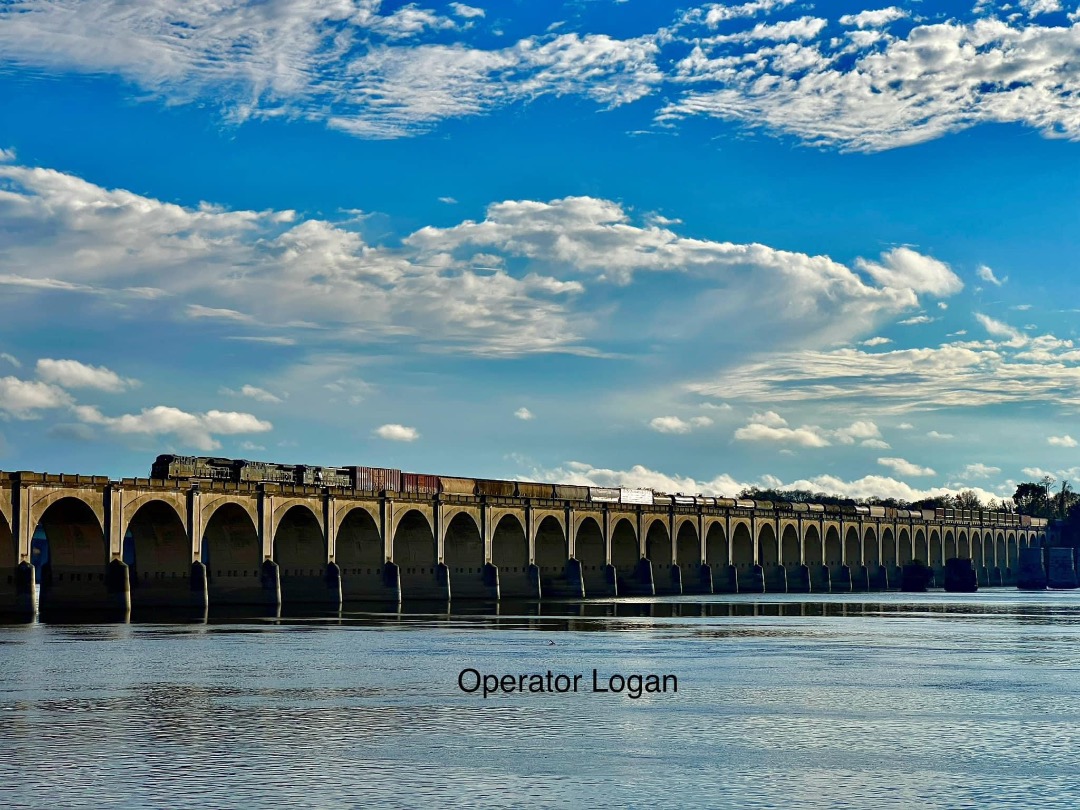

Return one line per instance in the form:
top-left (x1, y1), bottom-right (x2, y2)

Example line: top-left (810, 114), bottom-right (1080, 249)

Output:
top-left (2, 591), bottom-right (1079, 809)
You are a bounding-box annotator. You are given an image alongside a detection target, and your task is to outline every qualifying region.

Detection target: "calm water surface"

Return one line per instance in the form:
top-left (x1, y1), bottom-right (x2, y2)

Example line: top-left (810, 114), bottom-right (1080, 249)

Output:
top-left (2, 591), bottom-right (1080, 809)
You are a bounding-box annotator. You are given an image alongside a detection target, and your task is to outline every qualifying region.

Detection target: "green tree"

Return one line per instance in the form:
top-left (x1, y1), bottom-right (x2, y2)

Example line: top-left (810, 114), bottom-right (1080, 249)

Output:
top-left (1013, 482), bottom-right (1051, 517)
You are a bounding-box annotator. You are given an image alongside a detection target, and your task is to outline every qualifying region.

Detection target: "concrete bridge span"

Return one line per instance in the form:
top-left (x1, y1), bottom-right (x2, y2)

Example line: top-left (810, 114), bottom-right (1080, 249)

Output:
top-left (0, 471), bottom-right (1048, 613)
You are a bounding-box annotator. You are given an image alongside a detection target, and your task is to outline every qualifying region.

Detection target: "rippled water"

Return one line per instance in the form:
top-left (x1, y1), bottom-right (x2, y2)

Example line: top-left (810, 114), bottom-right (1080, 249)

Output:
top-left (3, 591), bottom-right (1080, 809)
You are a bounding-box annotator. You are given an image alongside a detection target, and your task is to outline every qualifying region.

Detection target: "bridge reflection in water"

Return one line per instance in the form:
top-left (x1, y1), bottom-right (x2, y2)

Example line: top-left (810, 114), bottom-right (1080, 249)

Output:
top-left (0, 471), bottom-right (1047, 615)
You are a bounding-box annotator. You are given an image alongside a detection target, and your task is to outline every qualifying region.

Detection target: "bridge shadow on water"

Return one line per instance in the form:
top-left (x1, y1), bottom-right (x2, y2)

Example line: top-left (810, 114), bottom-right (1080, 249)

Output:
top-left (9, 590), bottom-right (1080, 630)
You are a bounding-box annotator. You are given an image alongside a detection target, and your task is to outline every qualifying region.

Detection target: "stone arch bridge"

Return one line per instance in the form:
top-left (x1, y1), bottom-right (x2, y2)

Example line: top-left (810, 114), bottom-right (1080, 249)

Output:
top-left (0, 471), bottom-right (1047, 613)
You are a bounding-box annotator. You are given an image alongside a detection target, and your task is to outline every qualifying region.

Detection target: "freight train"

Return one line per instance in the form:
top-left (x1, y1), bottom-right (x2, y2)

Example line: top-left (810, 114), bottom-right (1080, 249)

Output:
top-left (149, 454), bottom-right (1029, 524)
top-left (150, 454), bottom-right (655, 503)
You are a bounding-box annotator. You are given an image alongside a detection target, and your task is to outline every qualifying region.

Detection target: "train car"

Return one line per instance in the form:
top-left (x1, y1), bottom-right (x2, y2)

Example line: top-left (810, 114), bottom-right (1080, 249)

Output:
top-left (652, 494), bottom-right (674, 506)
top-left (695, 496), bottom-right (715, 506)
top-left (440, 476), bottom-right (476, 496)
top-left (735, 499), bottom-right (755, 509)
top-left (868, 505), bottom-right (886, 518)
top-left (806, 503), bottom-right (825, 513)
top-left (620, 488), bottom-right (654, 505)
top-left (238, 460), bottom-right (295, 484)
top-left (854, 505), bottom-right (870, 516)
top-left (516, 481), bottom-right (555, 499)
top-left (349, 466), bottom-right (401, 492)
top-left (672, 494), bottom-right (695, 505)
top-left (884, 507), bottom-right (897, 520)
top-left (475, 478), bottom-right (517, 498)
top-left (791, 502), bottom-right (809, 512)
top-left (715, 497), bottom-right (737, 509)
top-left (401, 472), bottom-right (440, 494)
top-left (554, 484), bottom-right (590, 501)
top-left (589, 487), bottom-right (621, 503)
top-left (754, 500), bottom-right (774, 511)
top-left (774, 501), bottom-right (794, 512)
top-left (299, 466), bottom-right (352, 488)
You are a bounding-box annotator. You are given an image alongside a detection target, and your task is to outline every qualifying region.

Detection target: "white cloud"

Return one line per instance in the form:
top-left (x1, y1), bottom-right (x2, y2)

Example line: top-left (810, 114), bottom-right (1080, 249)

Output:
top-left (699, 401), bottom-right (733, 411)
top-left (36, 358), bottom-right (135, 392)
top-left (220, 384), bottom-right (284, 404)
top-left (0, 376), bottom-right (73, 418)
top-left (186, 305), bottom-right (254, 323)
top-left (438, 196), bottom-right (458, 204)
top-left (897, 423), bottom-right (914, 430)
top-left (861, 336), bottom-right (892, 346)
top-left (1048, 434), bottom-right (1078, 447)
top-left (899, 315), bottom-right (933, 325)
top-left (833, 419), bottom-right (882, 444)
top-left (1022, 466), bottom-right (1055, 478)
top-left (650, 415), bottom-right (713, 434)
top-left (662, 16), bottom-right (1080, 152)
top-left (74, 404), bottom-right (271, 450)
top-left (852, 248), bottom-right (963, 298)
top-left (975, 312), bottom-right (1026, 345)
top-left (962, 462), bottom-right (1001, 478)
top-left (375, 423), bottom-right (420, 441)
top-left (691, 330), bottom-right (1080, 413)
top-left (861, 438), bottom-right (891, 449)
top-left (450, 3), bottom-right (485, 18)
top-left (514, 407), bottom-right (534, 420)
top-left (0, 147), bottom-right (15, 162)
top-left (878, 457), bottom-right (936, 476)
top-left (1020, 0), bottom-right (1062, 17)
top-left (0, 353), bottom-right (20, 368)
top-left (977, 264), bottom-right (1007, 286)
top-left (734, 411), bottom-right (830, 447)
top-left (927, 430), bottom-right (954, 440)
top-left (839, 7), bottom-right (909, 28)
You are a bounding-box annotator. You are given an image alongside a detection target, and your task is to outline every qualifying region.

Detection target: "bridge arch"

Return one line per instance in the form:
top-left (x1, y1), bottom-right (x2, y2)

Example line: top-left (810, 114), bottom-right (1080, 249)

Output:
top-left (122, 499), bottom-right (190, 606)
top-left (274, 504), bottom-right (329, 604)
top-left (958, 530), bottom-right (970, 560)
top-left (337, 506), bottom-right (384, 600)
top-left (202, 501), bottom-right (261, 604)
top-left (758, 523), bottom-right (778, 566)
top-left (804, 525), bottom-right (822, 568)
top-left (394, 509), bottom-right (438, 598)
top-left (944, 530), bottom-right (956, 560)
top-left (914, 528), bottom-right (928, 565)
top-left (611, 518), bottom-right (638, 579)
top-left (491, 513), bottom-right (529, 597)
top-left (646, 519), bottom-right (672, 571)
top-left (33, 497), bottom-right (109, 610)
top-left (824, 525), bottom-right (842, 569)
top-left (862, 527), bottom-right (879, 569)
top-left (705, 522), bottom-right (728, 567)
top-left (536, 515), bottom-right (568, 576)
top-left (930, 529), bottom-right (942, 570)
top-left (898, 527), bottom-right (912, 566)
top-left (983, 532), bottom-right (993, 569)
top-left (781, 523), bottom-right (800, 568)
top-left (574, 516), bottom-right (605, 594)
top-left (675, 521), bottom-right (699, 568)
top-left (881, 527), bottom-right (896, 570)
top-left (995, 532), bottom-right (1006, 573)
top-left (844, 526), bottom-right (860, 567)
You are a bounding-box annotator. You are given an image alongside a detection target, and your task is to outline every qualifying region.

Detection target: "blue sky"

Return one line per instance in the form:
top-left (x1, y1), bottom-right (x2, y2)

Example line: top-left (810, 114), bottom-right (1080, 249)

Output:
top-left (1, 0), bottom-right (1079, 504)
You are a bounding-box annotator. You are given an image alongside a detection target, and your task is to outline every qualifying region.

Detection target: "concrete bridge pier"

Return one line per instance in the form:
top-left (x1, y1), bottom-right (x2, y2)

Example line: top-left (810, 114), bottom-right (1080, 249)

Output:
top-left (1002, 567), bottom-right (1015, 586)
top-left (382, 562), bottom-right (402, 602)
top-left (616, 558), bottom-right (655, 596)
top-left (977, 566), bottom-right (990, 587)
top-left (933, 565), bottom-right (946, 589)
top-left (850, 565), bottom-right (870, 592)
top-left (527, 563), bottom-right (542, 599)
top-left (869, 564), bottom-right (888, 591)
top-left (483, 563), bottom-right (500, 600)
top-left (260, 559), bottom-right (281, 607)
top-left (763, 564), bottom-right (787, 593)
top-left (714, 564), bottom-right (738, 593)
top-left (106, 559), bottom-right (132, 611)
top-left (830, 565), bottom-right (851, 593)
top-left (564, 558), bottom-right (586, 598)
top-left (325, 562), bottom-right (343, 605)
top-left (15, 562), bottom-right (37, 617)
top-left (435, 562), bottom-right (452, 600)
top-left (190, 561), bottom-right (209, 608)
top-left (990, 566), bottom-right (1003, 587)
top-left (601, 563), bottom-right (618, 596)
top-left (738, 564), bottom-right (765, 593)
top-left (686, 562), bottom-right (713, 595)
top-left (809, 564), bottom-right (830, 592)
top-left (658, 563), bottom-right (682, 596)
top-left (786, 564), bottom-right (811, 593)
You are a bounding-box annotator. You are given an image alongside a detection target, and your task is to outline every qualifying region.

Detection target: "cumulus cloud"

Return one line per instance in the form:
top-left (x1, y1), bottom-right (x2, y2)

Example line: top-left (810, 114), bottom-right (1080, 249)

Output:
top-left (523, 461), bottom-right (1001, 503)
top-left (0, 376), bottom-right (73, 418)
top-left (375, 423), bottom-right (420, 441)
top-left (220, 384), bottom-right (284, 404)
top-left (0, 164), bottom-right (962, 359)
top-left (514, 407), bottom-right (534, 420)
top-left (856, 248), bottom-right (963, 297)
top-left (733, 411), bottom-right (830, 447)
top-left (36, 358), bottom-right (135, 392)
top-left (650, 415), bottom-right (713, 434)
top-left (878, 457), bottom-right (936, 476)
top-left (861, 336), bottom-right (891, 346)
top-left (839, 8), bottom-right (909, 28)
top-left (1048, 434), bottom-right (1078, 447)
top-left (74, 404), bottom-right (271, 450)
